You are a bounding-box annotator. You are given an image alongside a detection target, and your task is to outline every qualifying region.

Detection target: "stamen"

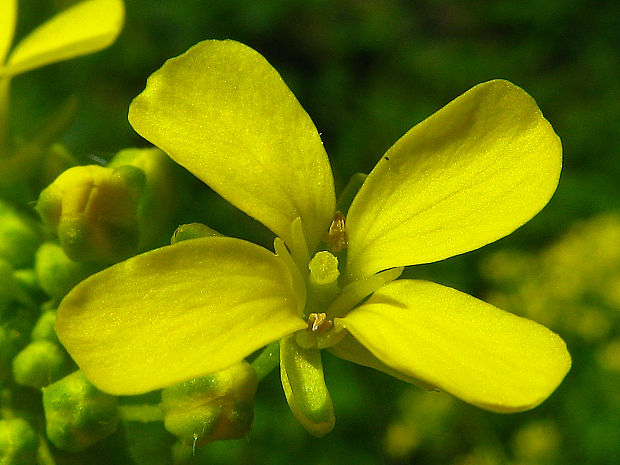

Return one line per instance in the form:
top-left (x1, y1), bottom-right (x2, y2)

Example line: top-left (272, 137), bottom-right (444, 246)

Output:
top-left (327, 267), bottom-right (404, 318)
top-left (288, 217), bottom-right (310, 275)
top-left (324, 212), bottom-right (347, 253)
top-left (274, 237), bottom-right (306, 317)
top-left (307, 313), bottom-right (332, 333)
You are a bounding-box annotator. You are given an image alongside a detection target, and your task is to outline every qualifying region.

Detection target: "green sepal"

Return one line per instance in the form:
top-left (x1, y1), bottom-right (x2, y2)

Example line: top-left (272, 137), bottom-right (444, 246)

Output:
top-left (161, 361), bottom-right (258, 447)
top-left (36, 164), bottom-right (146, 264)
top-left (280, 335), bottom-right (335, 437)
top-left (42, 370), bottom-right (119, 452)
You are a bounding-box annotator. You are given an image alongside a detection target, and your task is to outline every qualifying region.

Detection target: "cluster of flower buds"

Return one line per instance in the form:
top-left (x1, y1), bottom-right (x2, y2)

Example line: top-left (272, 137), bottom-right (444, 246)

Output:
top-left (161, 361), bottom-right (258, 447)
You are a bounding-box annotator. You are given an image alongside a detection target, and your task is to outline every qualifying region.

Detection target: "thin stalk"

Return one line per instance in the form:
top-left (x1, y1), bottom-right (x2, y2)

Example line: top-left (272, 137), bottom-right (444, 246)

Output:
top-left (118, 403), bottom-right (164, 422)
top-left (250, 341), bottom-right (280, 382)
top-left (0, 77), bottom-right (10, 154)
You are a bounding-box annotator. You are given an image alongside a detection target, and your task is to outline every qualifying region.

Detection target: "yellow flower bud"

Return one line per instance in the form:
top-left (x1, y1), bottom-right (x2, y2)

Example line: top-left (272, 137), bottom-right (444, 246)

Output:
top-left (108, 147), bottom-right (178, 250)
top-left (37, 164), bottom-right (145, 263)
top-left (161, 361), bottom-right (258, 447)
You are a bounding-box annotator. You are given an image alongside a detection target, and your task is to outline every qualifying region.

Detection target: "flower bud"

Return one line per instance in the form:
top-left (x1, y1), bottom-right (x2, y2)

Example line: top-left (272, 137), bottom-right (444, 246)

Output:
top-left (12, 340), bottom-right (73, 389)
top-left (36, 164), bottom-right (146, 263)
top-left (31, 308), bottom-right (58, 343)
top-left (43, 370), bottom-right (119, 452)
top-left (161, 361), bottom-right (258, 447)
top-left (0, 200), bottom-right (42, 269)
top-left (0, 259), bottom-right (35, 313)
top-left (108, 147), bottom-right (178, 250)
top-left (34, 242), bottom-right (100, 301)
top-left (171, 223), bottom-right (222, 244)
top-left (0, 418), bottom-right (39, 465)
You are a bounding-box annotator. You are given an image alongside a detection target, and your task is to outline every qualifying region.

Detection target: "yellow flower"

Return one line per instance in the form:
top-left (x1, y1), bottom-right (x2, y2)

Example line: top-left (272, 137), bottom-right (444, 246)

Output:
top-left (55, 40), bottom-right (570, 436)
top-left (0, 0), bottom-right (124, 77)
top-left (0, 0), bottom-right (124, 143)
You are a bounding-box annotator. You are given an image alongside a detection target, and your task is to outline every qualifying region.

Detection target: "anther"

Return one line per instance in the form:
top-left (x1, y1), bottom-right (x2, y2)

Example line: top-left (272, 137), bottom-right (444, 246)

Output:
top-left (324, 212), bottom-right (347, 253)
top-left (307, 313), bottom-right (332, 333)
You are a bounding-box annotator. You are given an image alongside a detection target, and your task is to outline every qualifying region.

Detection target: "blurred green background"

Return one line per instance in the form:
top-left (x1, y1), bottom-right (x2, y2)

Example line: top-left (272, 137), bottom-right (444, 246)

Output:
top-left (5, 0), bottom-right (620, 464)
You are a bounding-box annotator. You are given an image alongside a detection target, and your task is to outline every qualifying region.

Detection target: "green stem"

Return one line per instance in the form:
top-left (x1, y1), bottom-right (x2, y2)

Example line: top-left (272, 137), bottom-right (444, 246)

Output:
top-left (250, 341), bottom-right (280, 382)
top-left (0, 77), bottom-right (10, 154)
top-left (118, 403), bottom-right (164, 423)
top-left (37, 435), bottom-right (57, 465)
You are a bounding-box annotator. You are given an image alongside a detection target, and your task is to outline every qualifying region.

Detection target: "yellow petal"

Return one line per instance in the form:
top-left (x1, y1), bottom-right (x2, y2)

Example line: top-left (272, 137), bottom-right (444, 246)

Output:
top-left (280, 336), bottom-right (335, 437)
top-left (128, 40), bottom-right (335, 251)
top-left (345, 80), bottom-right (562, 281)
top-left (328, 334), bottom-right (436, 391)
top-left (5, 0), bottom-right (124, 76)
top-left (0, 0), bottom-right (17, 64)
top-left (56, 237), bottom-right (306, 395)
top-left (337, 279), bottom-right (570, 412)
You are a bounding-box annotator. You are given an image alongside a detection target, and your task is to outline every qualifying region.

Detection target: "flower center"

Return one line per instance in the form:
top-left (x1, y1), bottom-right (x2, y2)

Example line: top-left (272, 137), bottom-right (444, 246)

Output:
top-left (294, 251), bottom-right (347, 349)
top-left (305, 251), bottom-right (340, 317)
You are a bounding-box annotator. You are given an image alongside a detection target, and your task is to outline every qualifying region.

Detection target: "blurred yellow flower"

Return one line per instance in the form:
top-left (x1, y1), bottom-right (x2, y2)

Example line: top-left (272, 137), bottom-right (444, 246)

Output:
top-left (0, 0), bottom-right (124, 155)
top-left (0, 0), bottom-right (124, 77)
top-left (55, 40), bottom-right (570, 436)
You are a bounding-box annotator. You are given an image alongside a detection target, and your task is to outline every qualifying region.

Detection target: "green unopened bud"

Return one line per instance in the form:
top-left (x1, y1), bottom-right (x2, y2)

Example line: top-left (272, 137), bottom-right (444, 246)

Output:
top-left (12, 340), bottom-right (72, 389)
top-left (0, 259), bottom-right (34, 311)
top-left (161, 361), bottom-right (258, 447)
top-left (34, 242), bottom-right (99, 301)
top-left (0, 418), bottom-right (39, 465)
top-left (37, 164), bottom-right (145, 263)
top-left (0, 200), bottom-right (42, 268)
top-left (171, 223), bottom-right (222, 244)
top-left (109, 147), bottom-right (178, 250)
top-left (31, 309), bottom-right (58, 343)
top-left (43, 370), bottom-right (119, 452)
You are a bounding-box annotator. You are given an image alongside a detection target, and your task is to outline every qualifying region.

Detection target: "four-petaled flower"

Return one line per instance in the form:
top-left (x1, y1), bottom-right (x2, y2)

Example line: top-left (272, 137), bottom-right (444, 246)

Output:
top-left (56, 40), bottom-right (570, 436)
